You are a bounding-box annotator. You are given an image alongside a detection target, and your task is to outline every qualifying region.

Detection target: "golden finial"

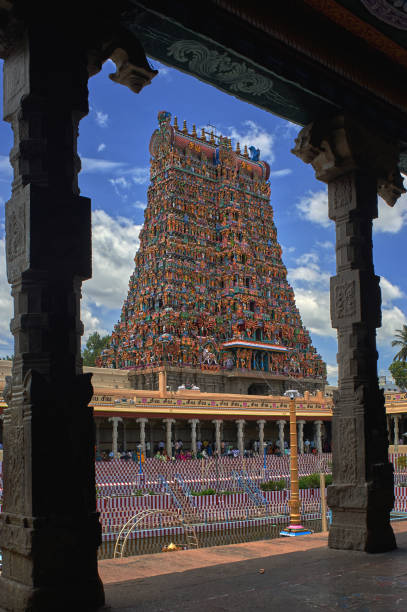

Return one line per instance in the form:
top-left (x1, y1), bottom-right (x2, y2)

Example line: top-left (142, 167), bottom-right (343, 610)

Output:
top-left (236, 142), bottom-right (241, 155)
top-left (173, 116), bottom-right (179, 130)
top-left (182, 119), bottom-right (188, 133)
top-left (228, 138), bottom-right (233, 150)
top-left (210, 130), bottom-right (215, 145)
top-left (192, 124), bottom-right (197, 138)
top-left (201, 128), bottom-right (206, 141)
top-left (243, 144), bottom-right (249, 158)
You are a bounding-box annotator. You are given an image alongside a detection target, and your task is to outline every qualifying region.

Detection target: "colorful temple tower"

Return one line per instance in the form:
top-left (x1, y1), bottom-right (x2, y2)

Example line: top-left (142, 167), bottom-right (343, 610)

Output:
top-left (99, 111), bottom-right (326, 394)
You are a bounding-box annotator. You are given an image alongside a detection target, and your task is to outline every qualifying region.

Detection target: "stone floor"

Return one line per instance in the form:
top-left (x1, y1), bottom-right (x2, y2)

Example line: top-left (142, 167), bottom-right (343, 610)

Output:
top-left (99, 521), bottom-right (407, 611)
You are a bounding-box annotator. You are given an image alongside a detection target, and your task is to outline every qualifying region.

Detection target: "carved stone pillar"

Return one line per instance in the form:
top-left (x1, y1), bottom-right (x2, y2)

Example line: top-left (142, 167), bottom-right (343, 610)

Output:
top-left (277, 420), bottom-right (286, 454)
top-left (212, 419), bottom-right (222, 455)
top-left (257, 419), bottom-right (266, 454)
top-left (297, 420), bottom-right (306, 454)
top-left (0, 13), bottom-right (157, 610)
top-left (293, 114), bottom-right (402, 552)
top-left (188, 418), bottom-right (199, 456)
top-left (109, 416), bottom-right (123, 457)
top-left (236, 419), bottom-right (245, 455)
top-left (137, 417), bottom-right (148, 456)
top-left (163, 418), bottom-right (175, 457)
top-left (0, 24), bottom-right (99, 612)
top-left (393, 415), bottom-right (400, 451)
top-left (314, 420), bottom-right (323, 454)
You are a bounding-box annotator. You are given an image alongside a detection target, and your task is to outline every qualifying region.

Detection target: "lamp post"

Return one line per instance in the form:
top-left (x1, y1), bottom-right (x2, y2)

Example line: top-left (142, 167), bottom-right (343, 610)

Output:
top-left (280, 391), bottom-right (312, 537)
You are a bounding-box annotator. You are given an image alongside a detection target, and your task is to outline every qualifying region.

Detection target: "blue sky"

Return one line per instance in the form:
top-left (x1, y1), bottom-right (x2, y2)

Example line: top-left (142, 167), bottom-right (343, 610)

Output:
top-left (0, 58), bottom-right (406, 385)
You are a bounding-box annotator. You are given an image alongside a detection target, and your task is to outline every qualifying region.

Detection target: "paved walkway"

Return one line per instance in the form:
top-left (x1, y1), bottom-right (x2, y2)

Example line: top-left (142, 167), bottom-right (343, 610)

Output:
top-left (100, 521), bottom-right (407, 611)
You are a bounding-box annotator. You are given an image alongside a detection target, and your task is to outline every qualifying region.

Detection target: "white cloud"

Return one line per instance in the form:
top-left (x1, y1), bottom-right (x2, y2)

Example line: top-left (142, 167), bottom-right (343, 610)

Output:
top-left (296, 188), bottom-right (407, 234)
top-left (81, 299), bottom-right (108, 344)
top-left (95, 110), bottom-right (109, 128)
top-left (110, 177), bottom-right (131, 190)
top-left (81, 157), bottom-right (126, 174)
top-left (317, 240), bottom-right (334, 249)
top-left (269, 169), bottom-right (292, 178)
top-left (281, 244), bottom-right (295, 255)
top-left (287, 252), bottom-right (333, 338)
top-left (377, 306), bottom-right (407, 348)
top-left (128, 167), bottom-right (149, 185)
top-left (291, 287), bottom-right (335, 338)
top-left (288, 252), bottom-right (330, 287)
top-left (97, 143), bottom-right (106, 153)
top-left (0, 237), bottom-right (13, 355)
top-left (133, 201), bottom-right (147, 210)
top-left (295, 251), bottom-right (319, 266)
top-left (109, 176), bottom-right (132, 200)
top-left (380, 277), bottom-right (404, 306)
top-left (0, 155), bottom-right (12, 178)
top-left (326, 363), bottom-right (338, 384)
top-left (297, 189), bottom-right (330, 228)
top-left (276, 120), bottom-right (301, 140)
top-left (83, 209), bottom-right (142, 311)
top-left (374, 193), bottom-right (407, 234)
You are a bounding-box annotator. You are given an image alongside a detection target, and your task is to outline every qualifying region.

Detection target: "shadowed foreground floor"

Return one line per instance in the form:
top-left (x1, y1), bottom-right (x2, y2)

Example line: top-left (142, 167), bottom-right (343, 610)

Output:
top-left (99, 522), bottom-right (407, 611)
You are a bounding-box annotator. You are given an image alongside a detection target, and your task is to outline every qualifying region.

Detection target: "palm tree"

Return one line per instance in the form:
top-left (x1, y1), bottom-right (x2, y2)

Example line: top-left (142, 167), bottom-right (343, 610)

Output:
top-left (392, 325), bottom-right (407, 362)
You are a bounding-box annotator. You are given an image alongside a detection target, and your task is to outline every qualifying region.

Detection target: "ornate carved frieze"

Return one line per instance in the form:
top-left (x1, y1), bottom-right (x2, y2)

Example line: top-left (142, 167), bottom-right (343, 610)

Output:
top-left (361, 0), bottom-right (407, 30)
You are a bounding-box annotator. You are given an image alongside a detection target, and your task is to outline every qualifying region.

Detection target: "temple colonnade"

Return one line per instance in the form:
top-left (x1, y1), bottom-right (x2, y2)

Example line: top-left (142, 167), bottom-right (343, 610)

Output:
top-left (94, 416), bottom-right (330, 456)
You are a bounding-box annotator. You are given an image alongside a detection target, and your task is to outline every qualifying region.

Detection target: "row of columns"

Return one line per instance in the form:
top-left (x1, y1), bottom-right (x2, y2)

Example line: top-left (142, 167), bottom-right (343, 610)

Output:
top-left (103, 417), bottom-right (326, 455)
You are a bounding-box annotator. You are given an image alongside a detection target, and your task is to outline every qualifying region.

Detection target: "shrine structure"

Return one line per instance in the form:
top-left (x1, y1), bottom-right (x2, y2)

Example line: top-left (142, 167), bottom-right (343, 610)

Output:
top-left (99, 111), bottom-right (326, 395)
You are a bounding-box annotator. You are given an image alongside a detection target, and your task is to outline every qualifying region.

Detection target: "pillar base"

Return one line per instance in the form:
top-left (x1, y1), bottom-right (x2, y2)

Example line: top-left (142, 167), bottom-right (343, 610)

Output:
top-left (280, 525), bottom-right (312, 537)
top-left (328, 512), bottom-right (396, 553)
top-left (328, 481), bottom-right (396, 552)
top-left (0, 575), bottom-right (105, 612)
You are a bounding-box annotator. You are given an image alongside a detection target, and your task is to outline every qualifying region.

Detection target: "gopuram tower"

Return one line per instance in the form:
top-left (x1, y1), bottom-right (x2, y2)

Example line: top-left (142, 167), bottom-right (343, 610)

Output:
top-left (99, 111), bottom-right (326, 394)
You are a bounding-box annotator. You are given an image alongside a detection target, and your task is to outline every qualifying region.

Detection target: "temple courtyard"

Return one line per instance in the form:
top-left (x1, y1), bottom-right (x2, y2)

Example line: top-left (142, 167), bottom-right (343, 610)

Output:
top-left (100, 521), bottom-right (407, 611)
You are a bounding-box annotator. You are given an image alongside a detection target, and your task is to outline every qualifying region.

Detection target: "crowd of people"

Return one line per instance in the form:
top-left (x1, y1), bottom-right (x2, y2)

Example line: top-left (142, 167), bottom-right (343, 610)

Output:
top-left (96, 436), bottom-right (331, 462)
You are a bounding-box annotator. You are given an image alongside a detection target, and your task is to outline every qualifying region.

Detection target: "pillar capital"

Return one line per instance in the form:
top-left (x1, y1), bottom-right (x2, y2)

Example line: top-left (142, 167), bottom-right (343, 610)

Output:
top-left (108, 416), bottom-right (123, 423)
top-left (188, 418), bottom-right (199, 425)
top-left (297, 419), bottom-right (306, 425)
top-left (163, 418), bottom-right (175, 424)
top-left (136, 417), bottom-right (149, 424)
top-left (212, 418), bottom-right (223, 424)
top-left (292, 114), bottom-right (405, 207)
top-left (256, 419), bottom-right (266, 425)
top-left (235, 419), bottom-right (246, 424)
top-left (276, 419), bottom-right (286, 425)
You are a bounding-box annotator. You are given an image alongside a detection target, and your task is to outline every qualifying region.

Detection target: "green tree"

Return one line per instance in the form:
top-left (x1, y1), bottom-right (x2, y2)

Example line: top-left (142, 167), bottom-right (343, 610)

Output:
top-left (388, 361), bottom-right (407, 391)
top-left (392, 324), bottom-right (407, 362)
top-left (82, 332), bottom-right (110, 366)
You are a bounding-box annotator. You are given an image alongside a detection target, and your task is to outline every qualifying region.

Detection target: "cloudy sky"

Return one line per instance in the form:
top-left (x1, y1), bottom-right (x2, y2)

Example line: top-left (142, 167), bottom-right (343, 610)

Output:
top-left (0, 59), bottom-right (406, 384)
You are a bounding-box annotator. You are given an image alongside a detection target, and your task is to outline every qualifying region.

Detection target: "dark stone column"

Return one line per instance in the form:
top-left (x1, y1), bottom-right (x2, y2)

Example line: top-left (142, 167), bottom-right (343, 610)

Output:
top-left (293, 115), bottom-right (405, 552)
top-left (0, 27), bottom-right (103, 611)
